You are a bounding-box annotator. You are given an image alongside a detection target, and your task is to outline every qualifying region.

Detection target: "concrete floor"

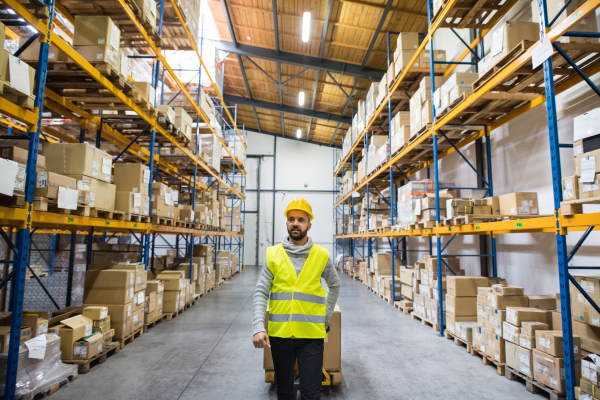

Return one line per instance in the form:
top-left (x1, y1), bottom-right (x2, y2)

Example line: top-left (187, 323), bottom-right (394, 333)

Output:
top-left (52, 266), bottom-right (543, 400)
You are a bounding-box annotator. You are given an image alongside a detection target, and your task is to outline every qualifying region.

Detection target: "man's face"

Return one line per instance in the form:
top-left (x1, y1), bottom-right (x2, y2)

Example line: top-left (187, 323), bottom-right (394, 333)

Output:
top-left (286, 210), bottom-right (311, 241)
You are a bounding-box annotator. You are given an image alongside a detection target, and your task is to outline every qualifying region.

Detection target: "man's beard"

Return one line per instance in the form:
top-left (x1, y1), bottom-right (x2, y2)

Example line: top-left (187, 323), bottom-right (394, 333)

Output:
top-left (288, 226), bottom-right (308, 241)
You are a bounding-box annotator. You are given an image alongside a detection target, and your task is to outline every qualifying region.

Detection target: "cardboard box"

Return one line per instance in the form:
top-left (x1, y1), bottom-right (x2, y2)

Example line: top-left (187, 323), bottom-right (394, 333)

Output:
top-left (528, 295), bottom-right (558, 310)
top-left (156, 273), bottom-right (185, 291)
top-left (486, 331), bottom-right (506, 363)
top-left (74, 44), bottom-right (119, 70)
top-left (73, 332), bottom-right (103, 360)
top-left (572, 276), bottom-right (600, 327)
top-left (33, 172), bottom-right (77, 201)
top-left (82, 306), bottom-right (108, 321)
top-left (163, 290), bottom-right (181, 313)
top-left (146, 280), bottom-right (164, 294)
top-left (489, 21), bottom-right (539, 65)
top-left (573, 320), bottom-right (600, 354)
top-left (133, 81), bottom-right (156, 103)
top-left (582, 354), bottom-right (600, 386)
top-left (579, 173), bottom-right (600, 199)
top-left (145, 291), bottom-right (156, 313)
top-left (45, 143), bottom-right (108, 181)
top-left (488, 294), bottom-right (529, 310)
top-left (74, 16), bottom-right (121, 51)
top-left (67, 175), bottom-right (116, 210)
top-left (502, 321), bottom-right (521, 344)
top-left (56, 315), bottom-right (94, 360)
top-left (395, 50), bottom-right (417, 74)
top-left (84, 269), bottom-right (135, 305)
top-left (445, 294), bottom-right (477, 316)
top-left (5, 53), bottom-right (35, 96)
top-left (446, 314), bottom-right (476, 334)
top-left (580, 377), bottom-right (600, 397)
top-left (505, 341), bottom-right (533, 377)
top-left (536, 330), bottom-right (581, 357)
top-left (498, 192), bottom-right (539, 216)
top-left (506, 307), bottom-right (552, 326)
top-left (492, 285), bottom-right (524, 296)
top-left (563, 175), bottom-right (579, 201)
top-left (533, 349), bottom-right (582, 393)
top-left (485, 306), bottom-right (506, 336)
top-left (447, 276), bottom-right (489, 297)
top-left (113, 163), bottom-right (150, 195)
top-left (0, 146), bottom-right (46, 171)
top-left (132, 309), bottom-right (144, 332)
top-left (456, 321), bottom-right (477, 342)
top-left (395, 32), bottom-right (419, 52)
top-left (84, 303), bottom-right (131, 340)
top-left (115, 191), bottom-right (148, 215)
top-left (21, 314), bottom-right (48, 338)
top-left (522, 321), bottom-right (549, 337)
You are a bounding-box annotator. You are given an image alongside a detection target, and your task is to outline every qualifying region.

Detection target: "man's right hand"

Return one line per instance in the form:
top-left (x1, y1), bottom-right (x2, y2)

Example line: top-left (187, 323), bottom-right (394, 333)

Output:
top-left (253, 332), bottom-right (270, 348)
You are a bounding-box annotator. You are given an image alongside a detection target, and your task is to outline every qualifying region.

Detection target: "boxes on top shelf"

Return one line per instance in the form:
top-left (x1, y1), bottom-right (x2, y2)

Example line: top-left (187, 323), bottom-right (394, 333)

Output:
top-left (174, 107), bottom-right (193, 141)
top-left (157, 104), bottom-right (176, 124)
top-left (485, 21), bottom-right (539, 75)
top-left (419, 50), bottom-right (446, 70)
top-left (132, 0), bottom-right (158, 28)
top-left (5, 53), bottom-right (36, 98)
top-left (532, 0), bottom-right (598, 43)
top-left (18, 35), bottom-right (70, 63)
top-left (44, 143), bottom-right (112, 183)
top-left (113, 163), bottom-right (150, 195)
top-left (73, 16), bottom-right (122, 52)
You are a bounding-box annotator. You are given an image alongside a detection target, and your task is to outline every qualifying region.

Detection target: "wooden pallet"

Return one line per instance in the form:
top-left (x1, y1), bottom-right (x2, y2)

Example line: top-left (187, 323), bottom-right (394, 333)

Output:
top-left (116, 326), bottom-right (144, 350)
top-left (410, 312), bottom-right (440, 331)
top-left (63, 342), bottom-right (120, 374)
top-left (22, 374), bottom-right (77, 400)
top-left (434, 92), bottom-right (467, 123)
top-left (150, 216), bottom-right (174, 226)
top-left (504, 366), bottom-right (565, 400)
top-left (472, 349), bottom-right (505, 376)
top-left (394, 300), bottom-right (413, 314)
top-left (162, 308), bottom-right (185, 321)
top-left (472, 41), bottom-right (535, 92)
top-left (91, 208), bottom-right (114, 219)
top-left (444, 329), bottom-right (473, 353)
top-left (264, 368), bottom-right (343, 385)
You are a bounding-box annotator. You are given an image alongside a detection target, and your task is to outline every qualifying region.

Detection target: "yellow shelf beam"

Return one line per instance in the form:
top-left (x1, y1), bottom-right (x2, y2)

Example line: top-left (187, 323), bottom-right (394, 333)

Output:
top-left (332, 0), bottom-right (460, 178)
top-left (113, 0), bottom-right (246, 176)
top-left (3, 0), bottom-right (245, 199)
top-left (0, 97), bottom-right (38, 128)
top-left (167, 0), bottom-right (246, 150)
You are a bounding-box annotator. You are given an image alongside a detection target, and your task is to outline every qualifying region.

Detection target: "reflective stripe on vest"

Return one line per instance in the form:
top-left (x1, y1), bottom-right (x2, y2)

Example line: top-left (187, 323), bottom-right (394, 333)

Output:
top-left (269, 292), bottom-right (326, 304)
top-left (266, 243), bottom-right (329, 339)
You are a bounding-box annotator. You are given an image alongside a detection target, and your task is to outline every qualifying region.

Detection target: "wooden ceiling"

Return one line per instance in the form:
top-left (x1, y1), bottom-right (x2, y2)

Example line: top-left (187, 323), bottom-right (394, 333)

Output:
top-left (207, 0), bottom-right (428, 146)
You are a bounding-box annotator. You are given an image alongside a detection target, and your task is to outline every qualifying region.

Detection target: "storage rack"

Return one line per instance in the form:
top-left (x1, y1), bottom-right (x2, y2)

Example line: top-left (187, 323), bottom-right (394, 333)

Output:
top-left (0, 0), bottom-right (247, 398)
top-left (332, 1), bottom-right (600, 399)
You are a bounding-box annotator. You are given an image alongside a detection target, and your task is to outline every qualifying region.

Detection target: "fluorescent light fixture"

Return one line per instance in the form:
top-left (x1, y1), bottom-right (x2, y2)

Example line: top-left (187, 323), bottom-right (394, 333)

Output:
top-left (296, 129), bottom-right (302, 138)
top-left (302, 12), bottom-right (311, 43)
top-left (298, 91), bottom-right (305, 106)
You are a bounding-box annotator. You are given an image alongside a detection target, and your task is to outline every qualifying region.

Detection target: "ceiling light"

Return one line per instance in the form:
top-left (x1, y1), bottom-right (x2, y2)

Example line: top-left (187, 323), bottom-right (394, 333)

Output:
top-left (247, 36), bottom-right (251, 40)
top-left (296, 129), bottom-right (302, 138)
top-left (302, 12), bottom-right (311, 43)
top-left (298, 91), bottom-right (305, 106)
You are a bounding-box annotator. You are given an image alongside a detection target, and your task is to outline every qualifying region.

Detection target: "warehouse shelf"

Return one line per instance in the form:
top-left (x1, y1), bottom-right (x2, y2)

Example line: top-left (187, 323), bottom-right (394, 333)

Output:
top-left (0, 0), bottom-right (246, 397)
top-left (332, 0), bottom-right (517, 179)
top-left (3, 0), bottom-right (245, 199)
top-left (51, 0), bottom-right (246, 175)
top-left (334, 1), bottom-right (600, 399)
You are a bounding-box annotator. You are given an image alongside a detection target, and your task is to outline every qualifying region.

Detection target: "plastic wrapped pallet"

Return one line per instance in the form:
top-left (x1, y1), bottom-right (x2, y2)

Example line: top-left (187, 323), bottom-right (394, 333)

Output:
top-left (397, 180), bottom-right (434, 223)
top-left (365, 82), bottom-right (379, 120)
top-left (199, 134), bottom-right (221, 172)
top-left (0, 333), bottom-right (77, 399)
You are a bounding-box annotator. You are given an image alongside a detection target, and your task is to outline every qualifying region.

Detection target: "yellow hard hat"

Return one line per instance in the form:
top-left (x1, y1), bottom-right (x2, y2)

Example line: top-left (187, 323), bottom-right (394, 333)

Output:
top-left (284, 198), bottom-right (314, 221)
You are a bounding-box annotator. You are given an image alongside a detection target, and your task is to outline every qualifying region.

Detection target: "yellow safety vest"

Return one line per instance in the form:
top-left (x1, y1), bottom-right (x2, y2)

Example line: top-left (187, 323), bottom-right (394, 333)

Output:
top-left (266, 243), bottom-right (329, 339)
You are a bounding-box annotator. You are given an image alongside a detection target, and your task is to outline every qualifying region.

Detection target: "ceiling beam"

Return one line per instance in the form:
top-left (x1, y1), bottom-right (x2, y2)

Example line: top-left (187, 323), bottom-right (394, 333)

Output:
top-left (339, 0), bottom-right (427, 17)
top-left (253, 107), bottom-right (261, 132)
top-left (319, 0), bottom-right (333, 61)
top-left (272, 0), bottom-right (280, 54)
top-left (203, 39), bottom-right (385, 81)
top-left (220, 0), bottom-right (237, 46)
top-left (224, 95), bottom-right (352, 125)
top-left (362, 0), bottom-right (394, 69)
top-left (249, 128), bottom-right (338, 148)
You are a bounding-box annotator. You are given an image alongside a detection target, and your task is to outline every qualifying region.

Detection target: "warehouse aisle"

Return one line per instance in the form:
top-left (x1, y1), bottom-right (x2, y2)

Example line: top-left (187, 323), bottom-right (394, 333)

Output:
top-left (53, 266), bottom-right (539, 400)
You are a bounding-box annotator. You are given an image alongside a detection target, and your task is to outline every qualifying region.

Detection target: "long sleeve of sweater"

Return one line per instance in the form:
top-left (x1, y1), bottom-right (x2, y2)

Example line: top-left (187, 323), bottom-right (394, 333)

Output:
top-left (252, 237), bottom-right (341, 336)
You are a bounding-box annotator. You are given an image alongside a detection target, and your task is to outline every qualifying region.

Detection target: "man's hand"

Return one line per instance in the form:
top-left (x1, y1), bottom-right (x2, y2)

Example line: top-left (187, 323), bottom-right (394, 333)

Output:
top-left (253, 332), bottom-right (270, 348)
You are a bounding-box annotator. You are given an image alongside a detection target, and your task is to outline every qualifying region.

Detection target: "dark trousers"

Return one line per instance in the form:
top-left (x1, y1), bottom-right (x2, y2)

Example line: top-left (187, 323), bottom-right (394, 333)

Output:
top-left (269, 337), bottom-right (324, 400)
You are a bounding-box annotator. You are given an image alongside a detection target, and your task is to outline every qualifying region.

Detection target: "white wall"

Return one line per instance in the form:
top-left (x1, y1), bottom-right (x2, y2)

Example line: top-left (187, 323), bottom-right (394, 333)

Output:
top-left (243, 132), bottom-right (335, 266)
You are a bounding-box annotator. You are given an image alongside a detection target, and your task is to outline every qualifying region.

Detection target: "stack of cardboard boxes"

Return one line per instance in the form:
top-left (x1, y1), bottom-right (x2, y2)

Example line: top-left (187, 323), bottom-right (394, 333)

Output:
top-left (145, 280), bottom-right (164, 324)
top-left (84, 306), bottom-right (114, 347)
top-left (83, 268), bottom-right (136, 342)
top-left (157, 271), bottom-right (187, 314)
top-left (44, 143), bottom-right (116, 212)
top-left (113, 163), bottom-right (150, 217)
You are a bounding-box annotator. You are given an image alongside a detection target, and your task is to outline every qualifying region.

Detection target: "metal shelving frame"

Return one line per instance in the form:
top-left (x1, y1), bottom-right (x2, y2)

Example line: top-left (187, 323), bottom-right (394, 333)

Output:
top-left (332, 1), bottom-right (600, 398)
top-left (0, 0), bottom-right (247, 397)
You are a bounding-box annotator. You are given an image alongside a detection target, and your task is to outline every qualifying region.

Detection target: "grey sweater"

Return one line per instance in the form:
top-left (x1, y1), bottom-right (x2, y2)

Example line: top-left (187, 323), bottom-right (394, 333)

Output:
top-left (253, 236), bottom-right (341, 336)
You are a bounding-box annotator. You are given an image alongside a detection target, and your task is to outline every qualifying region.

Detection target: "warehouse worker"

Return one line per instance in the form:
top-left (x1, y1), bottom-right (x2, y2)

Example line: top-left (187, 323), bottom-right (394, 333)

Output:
top-left (252, 198), bottom-right (340, 400)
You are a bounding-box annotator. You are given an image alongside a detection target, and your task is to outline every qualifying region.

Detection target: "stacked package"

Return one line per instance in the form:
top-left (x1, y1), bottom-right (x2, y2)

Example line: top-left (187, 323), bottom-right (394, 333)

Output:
top-left (157, 271), bottom-right (187, 313)
top-left (0, 143), bottom-right (46, 208)
top-left (83, 267), bottom-right (136, 341)
top-left (113, 163), bottom-right (151, 217)
top-left (83, 306), bottom-right (113, 348)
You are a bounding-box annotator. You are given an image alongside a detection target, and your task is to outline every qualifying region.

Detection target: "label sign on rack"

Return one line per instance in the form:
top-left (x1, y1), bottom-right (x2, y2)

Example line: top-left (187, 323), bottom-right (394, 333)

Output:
top-left (532, 36), bottom-right (554, 69)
